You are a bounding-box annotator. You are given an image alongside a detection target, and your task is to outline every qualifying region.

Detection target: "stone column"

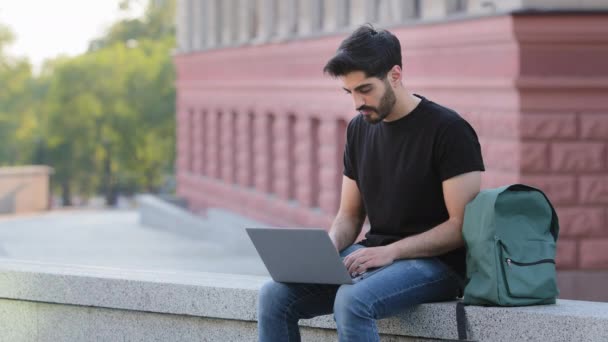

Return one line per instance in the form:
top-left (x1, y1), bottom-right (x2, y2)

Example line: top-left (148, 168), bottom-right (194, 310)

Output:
top-left (205, 110), bottom-right (220, 178)
top-left (294, 117), bottom-right (320, 208)
top-left (294, 117), bottom-right (313, 207)
top-left (446, 0), bottom-right (467, 14)
top-left (191, 0), bottom-right (204, 50)
top-left (318, 119), bottom-right (342, 214)
top-left (420, 0), bottom-right (449, 19)
top-left (236, 0), bottom-right (255, 43)
top-left (277, 0), bottom-right (298, 39)
top-left (221, 111), bottom-right (236, 183)
top-left (199, 110), bottom-right (208, 176)
top-left (236, 112), bottom-right (253, 187)
top-left (205, 0), bottom-right (219, 48)
top-left (191, 111), bottom-right (203, 174)
top-left (349, 0), bottom-right (376, 26)
top-left (298, 0), bottom-right (323, 35)
top-left (254, 113), bottom-right (272, 193)
top-left (272, 115), bottom-right (291, 200)
top-left (325, 0), bottom-right (352, 31)
top-left (176, 0), bottom-right (190, 52)
top-left (221, 0), bottom-right (236, 46)
top-left (176, 108), bottom-right (191, 175)
top-left (255, 0), bottom-right (276, 42)
top-left (378, 0), bottom-right (417, 24)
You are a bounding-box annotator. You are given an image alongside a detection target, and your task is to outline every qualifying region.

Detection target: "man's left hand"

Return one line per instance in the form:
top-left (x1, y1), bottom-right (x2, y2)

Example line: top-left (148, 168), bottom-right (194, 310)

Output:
top-left (343, 246), bottom-right (397, 275)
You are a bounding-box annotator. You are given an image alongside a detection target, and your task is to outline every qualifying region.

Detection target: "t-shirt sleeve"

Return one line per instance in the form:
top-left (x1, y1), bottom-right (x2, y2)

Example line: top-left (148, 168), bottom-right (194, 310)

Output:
top-left (343, 120), bottom-right (357, 181)
top-left (343, 142), bottom-right (356, 180)
top-left (434, 119), bottom-right (485, 181)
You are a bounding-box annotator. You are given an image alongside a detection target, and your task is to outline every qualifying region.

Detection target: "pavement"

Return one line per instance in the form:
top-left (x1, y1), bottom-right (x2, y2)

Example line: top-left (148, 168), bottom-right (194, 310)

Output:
top-left (0, 209), bottom-right (269, 276)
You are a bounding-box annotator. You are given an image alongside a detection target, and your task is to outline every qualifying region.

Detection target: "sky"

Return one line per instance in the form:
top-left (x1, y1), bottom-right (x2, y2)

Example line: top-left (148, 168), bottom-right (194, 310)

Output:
top-left (0, 0), bottom-right (145, 70)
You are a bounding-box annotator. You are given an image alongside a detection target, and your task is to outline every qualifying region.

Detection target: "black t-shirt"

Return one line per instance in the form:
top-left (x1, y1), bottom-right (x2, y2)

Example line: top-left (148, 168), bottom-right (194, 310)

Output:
top-left (343, 95), bottom-right (485, 277)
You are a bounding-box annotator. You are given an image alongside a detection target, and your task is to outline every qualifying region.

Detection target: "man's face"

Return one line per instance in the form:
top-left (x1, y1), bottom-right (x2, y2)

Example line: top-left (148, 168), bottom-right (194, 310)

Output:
top-left (341, 71), bottom-right (396, 124)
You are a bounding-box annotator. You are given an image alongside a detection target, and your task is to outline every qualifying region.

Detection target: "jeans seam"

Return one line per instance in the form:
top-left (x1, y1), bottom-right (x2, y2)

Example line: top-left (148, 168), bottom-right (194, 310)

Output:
top-left (283, 288), bottom-right (336, 342)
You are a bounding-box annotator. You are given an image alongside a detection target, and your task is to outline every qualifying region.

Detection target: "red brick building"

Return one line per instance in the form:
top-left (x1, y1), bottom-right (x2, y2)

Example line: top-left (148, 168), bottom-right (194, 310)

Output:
top-left (174, 0), bottom-right (608, 300)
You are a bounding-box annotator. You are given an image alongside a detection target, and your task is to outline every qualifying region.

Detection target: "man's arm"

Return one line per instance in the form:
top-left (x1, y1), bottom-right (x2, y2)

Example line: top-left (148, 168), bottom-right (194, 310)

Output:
top-left (329, 176), bottom-right (366, 252)
top-left (387, 171), bottom-right (481, 259)
top-left (344, 171), bottom-right (481, 274)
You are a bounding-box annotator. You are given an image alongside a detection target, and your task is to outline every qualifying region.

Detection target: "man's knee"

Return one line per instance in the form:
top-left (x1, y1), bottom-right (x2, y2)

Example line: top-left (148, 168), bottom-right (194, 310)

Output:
top-left (333, 285), bottom-right (374, 321)
top-left (258, 280), bottom-right (286, 314)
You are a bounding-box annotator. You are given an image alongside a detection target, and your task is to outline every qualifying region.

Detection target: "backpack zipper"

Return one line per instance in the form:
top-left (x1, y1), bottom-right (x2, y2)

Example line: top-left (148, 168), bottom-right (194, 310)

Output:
top-left (505, 258), bottom-right (555, 267)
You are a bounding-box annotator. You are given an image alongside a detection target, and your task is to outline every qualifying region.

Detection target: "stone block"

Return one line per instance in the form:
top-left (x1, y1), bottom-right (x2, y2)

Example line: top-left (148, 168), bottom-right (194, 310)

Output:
top-left (580, 239), bottom-right (608, 269)
top-left (580, 114), bottom-right (608, 140)
top-left (521, 142), bottom-right (549, 172)
top-left (520, 175), bottom-right (577, 205)
top-left (556, 207), bottom-right (605, 237)
top-left (480, 140), bottom-right (519, 172)
top-left (551, 142), bottom-right (605, 173)
top-left (579, 176), bottom-right (608, 204)
top-left (479, 112), bottom-right (519, 139)
top-left (521, 113), bottom-right (577, 140)
top-left (556, 238), bottom-right (578, 269)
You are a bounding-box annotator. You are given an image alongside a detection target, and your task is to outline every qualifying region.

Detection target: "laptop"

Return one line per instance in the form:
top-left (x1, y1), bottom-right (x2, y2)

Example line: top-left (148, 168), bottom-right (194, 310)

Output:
top-left (246, 227), bottom-right (387, 285)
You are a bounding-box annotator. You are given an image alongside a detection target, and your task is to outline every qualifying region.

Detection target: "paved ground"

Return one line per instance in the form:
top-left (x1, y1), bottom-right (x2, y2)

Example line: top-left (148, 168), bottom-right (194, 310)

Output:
top-left (0, 209), bottom-right (269, 276)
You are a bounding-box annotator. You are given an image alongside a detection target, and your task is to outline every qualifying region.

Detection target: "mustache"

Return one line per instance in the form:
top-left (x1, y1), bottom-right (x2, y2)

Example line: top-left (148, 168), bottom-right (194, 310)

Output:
top-left (357, 106), bottom-right (377, 112)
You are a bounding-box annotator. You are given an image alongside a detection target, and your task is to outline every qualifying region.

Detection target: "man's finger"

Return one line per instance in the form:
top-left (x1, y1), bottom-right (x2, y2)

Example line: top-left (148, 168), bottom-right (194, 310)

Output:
top-left (343, 249), bottom-right (364, 268)
top-left (348, 256), bottom-right (369, 273)
top-left (347, 257), bottom-right (361, 273)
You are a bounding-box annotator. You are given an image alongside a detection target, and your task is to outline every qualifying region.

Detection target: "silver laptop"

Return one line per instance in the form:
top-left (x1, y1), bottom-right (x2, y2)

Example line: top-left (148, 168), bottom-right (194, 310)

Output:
top-left (246, 227), bottom-right (386, 285)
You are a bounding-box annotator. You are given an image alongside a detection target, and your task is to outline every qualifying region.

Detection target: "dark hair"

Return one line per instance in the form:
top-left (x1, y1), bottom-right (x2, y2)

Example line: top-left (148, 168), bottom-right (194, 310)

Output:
top-left (323, 24), bottom-right (402, 79)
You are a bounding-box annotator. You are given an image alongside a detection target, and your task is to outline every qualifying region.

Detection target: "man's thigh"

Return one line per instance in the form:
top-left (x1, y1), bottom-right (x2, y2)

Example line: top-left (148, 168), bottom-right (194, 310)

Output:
top-left (259, 280), bottom-right (340, 319)
top-left (335, 256), bottom-right (462, 319)
top-left (258, 244), bottom-right (365, 319)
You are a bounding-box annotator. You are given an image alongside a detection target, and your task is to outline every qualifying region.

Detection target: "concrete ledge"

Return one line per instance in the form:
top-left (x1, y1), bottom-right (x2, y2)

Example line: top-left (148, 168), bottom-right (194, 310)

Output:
top-left (1, 259), bottom-right (607, 341)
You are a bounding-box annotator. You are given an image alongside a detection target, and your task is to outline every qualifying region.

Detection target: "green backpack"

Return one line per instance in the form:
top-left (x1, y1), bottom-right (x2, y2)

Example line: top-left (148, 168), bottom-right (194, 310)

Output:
top-left (456, 184), bottom-right (559, 339)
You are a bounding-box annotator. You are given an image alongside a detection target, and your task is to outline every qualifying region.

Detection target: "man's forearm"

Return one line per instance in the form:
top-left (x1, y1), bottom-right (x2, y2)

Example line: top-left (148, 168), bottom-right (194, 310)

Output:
top-left (329, 213), bottom-right (365, 252)
top-left (387, 218), bottom-right (465, 260)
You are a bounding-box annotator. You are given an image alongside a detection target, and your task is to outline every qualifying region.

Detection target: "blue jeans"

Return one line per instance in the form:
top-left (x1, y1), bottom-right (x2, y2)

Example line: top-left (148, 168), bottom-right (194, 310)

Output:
top-left (257, 244), bottom-right (463, 342)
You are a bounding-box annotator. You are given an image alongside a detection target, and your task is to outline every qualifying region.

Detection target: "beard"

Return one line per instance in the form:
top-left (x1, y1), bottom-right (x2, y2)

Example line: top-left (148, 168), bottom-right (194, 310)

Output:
top-left (359, 79), bottom-right (397, 124)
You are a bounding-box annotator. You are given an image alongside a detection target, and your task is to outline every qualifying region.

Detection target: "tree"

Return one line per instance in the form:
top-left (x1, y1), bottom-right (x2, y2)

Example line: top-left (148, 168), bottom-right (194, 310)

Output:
top-left (1, 0), bottom-right (177, 206)
top-left (46, 0), bottom-right (176, 205)
top-left (0, 23), bottom-right (40, 166)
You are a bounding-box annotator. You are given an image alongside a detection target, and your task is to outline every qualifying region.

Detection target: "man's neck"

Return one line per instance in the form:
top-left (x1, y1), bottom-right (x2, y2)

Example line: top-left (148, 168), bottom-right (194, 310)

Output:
top-left (384, 91), bottom-right (421, 122)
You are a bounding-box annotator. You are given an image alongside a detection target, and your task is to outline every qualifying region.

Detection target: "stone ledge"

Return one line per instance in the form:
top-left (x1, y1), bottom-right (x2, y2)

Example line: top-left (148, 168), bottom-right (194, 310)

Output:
top-left (0, 259), bottom-right (607, 341)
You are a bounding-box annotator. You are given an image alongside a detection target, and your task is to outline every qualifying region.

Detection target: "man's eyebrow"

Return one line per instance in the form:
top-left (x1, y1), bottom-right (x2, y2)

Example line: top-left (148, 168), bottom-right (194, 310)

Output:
top-left (343, 83), bottom-right (373, 93)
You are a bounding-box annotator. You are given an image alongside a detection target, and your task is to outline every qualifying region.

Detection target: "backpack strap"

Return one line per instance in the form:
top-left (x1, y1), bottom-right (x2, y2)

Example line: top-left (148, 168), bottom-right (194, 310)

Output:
top-left (456, 301), bottom-right (468, 340)
top-left (504, 184), bottom-right (560, 242)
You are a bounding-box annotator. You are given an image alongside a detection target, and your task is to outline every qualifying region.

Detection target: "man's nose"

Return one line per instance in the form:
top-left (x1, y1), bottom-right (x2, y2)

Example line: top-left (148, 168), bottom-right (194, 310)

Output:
top-left (353, 94), bottom-right (365, 110)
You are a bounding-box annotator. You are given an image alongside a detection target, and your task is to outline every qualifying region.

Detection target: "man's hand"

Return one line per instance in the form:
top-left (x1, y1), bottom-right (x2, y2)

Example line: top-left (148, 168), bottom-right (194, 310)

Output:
top-left (343, 246), bottom-right (396, 275)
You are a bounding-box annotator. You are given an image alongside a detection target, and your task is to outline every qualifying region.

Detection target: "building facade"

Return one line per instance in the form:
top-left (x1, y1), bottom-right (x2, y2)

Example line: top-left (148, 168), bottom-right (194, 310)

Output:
top-left (174, 0), bottom-right (608, 300)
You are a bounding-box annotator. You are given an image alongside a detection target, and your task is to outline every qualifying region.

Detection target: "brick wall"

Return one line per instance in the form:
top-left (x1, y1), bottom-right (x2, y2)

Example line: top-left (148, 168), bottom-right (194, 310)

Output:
top-left (175, 13), bottom-right (608, 273)
top-left (521, 112), bottom-right (608, 270)
top-left (514, 14), bottom-right (608, 271)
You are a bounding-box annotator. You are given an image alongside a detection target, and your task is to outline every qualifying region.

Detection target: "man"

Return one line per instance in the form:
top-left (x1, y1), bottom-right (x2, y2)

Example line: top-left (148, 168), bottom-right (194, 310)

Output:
top-left (258, 25), bottom-right (485, 342)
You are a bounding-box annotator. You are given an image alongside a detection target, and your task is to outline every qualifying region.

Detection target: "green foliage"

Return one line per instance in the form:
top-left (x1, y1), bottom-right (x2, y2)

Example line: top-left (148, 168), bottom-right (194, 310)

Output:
top-left (0, 23), bottom-right (40, 165)
top-left (0, 0), bottom-right (176, 205)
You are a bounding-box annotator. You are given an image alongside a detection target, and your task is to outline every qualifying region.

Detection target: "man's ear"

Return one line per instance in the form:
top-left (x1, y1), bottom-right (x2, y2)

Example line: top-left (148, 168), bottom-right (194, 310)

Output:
top-left (389, 65), bottom-right (402, 86)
